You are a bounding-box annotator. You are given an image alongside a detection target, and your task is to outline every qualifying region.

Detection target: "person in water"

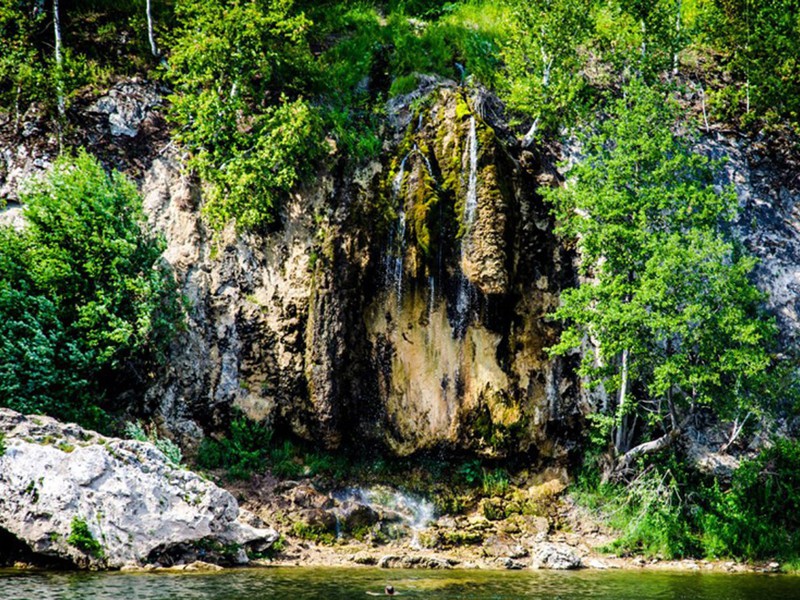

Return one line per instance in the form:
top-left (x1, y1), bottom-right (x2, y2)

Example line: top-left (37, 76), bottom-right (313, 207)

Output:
top-left (367, 585), bottom-right (397, 596)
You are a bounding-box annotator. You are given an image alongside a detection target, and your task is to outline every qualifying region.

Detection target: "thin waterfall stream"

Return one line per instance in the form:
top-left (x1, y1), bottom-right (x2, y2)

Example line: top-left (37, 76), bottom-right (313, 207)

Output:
top-left (455, 115), bottom-right (479, 336)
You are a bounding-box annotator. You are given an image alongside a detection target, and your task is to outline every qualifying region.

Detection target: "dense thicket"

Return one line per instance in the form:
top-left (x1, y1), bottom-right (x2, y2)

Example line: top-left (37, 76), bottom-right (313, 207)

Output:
top-left (0, 152), bottom-right (181, 426)
top-left (2, 0), bottom-right (798, 228)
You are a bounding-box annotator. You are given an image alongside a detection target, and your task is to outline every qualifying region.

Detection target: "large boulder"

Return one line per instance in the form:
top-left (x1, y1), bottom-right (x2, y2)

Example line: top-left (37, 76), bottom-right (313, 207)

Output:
top-left (0, 409), bottom-right (278, 569)
top-left (531, 542), bottom-right (582, 570)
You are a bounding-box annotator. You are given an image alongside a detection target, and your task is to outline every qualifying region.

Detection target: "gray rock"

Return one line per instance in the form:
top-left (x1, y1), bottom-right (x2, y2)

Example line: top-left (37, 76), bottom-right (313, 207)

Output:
top-left (296, 508), bottom-right (338, 533)
top-left (0, 409), bottom-right (278, 569)
top-left (337, 501), bottom-right (380, 532)
top-left (531, 542), bottom-right (582, 570)
top-left (378, 554), bottom-right (454, 569)
top-left (88, 80), bottom-right (160, 137)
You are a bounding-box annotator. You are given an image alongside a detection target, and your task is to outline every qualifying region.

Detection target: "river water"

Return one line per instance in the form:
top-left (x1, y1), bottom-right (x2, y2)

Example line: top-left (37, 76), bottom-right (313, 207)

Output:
top-left (2, 567), bottom-right (799, 600)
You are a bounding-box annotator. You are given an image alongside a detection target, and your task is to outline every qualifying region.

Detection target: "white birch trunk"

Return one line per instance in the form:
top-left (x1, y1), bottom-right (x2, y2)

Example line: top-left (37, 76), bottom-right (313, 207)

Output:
top-left (146, 0), bottom-right (159, 57)
top-left (53, 0), bottom-right (65, 119)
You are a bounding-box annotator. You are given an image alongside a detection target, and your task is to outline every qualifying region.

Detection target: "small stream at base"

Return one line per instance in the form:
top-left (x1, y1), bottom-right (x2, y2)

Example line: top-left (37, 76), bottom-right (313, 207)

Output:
top-left (332, 486), bottom-right (436, 549)
top-left (2, 567), bottom-right (798, 600)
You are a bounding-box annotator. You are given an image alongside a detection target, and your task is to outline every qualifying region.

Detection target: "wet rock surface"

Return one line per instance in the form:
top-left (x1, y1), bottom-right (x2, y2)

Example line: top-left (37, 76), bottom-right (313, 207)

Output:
top-left (0, 409), bottom-right (277, 569)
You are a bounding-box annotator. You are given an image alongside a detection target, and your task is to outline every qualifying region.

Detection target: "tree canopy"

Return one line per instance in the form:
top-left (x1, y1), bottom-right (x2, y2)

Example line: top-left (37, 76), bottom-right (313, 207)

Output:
top-left (545, 79), bottom-right (777, 472)
top-left (0, 151), bottom-right (181, 425)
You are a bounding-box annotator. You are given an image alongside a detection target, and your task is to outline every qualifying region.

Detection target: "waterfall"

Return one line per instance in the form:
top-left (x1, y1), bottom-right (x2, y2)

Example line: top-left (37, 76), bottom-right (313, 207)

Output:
top-left (385, 145), bottom-right (436, 307)
top-left (333, 486), bottom-right (436, 549)
top-left (385, 155), bottom-right (409, 303)
top-left (454, 115), bottom-right (479, 336)
top-left (464, 116), bottom-right (478, 229)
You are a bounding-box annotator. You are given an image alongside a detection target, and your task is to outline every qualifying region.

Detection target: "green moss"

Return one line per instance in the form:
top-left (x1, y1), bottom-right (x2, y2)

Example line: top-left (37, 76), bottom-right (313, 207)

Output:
top-left (408, 165), bottom-right (439, 257)
top-left (443, 530), bottom-right (483, 545)
top-left (455, 94), bottom-right (472, 121)
top-left (58, 441), bottom-right (75, 453)
top-left (390, 74), bottom-right (420, 97)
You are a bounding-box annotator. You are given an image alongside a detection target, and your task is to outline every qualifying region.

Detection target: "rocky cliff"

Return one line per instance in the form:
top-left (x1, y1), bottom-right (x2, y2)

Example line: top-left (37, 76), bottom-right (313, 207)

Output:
top-left (140, 78), bottom-right (581, 459)
top-left (2, 78), bottom-right (798, 460)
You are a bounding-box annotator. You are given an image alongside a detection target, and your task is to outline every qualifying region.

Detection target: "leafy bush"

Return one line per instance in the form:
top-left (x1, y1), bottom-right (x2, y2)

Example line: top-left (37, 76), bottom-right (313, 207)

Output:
top-left (698, 439), bottom-right (800, 559)
top-left (0, 151), bottom-right (181, 426)
top-left (67, 517), bottom-right (104, 559)
top-left (167, 0), bottom-right (326, 231)
top-left (124, 421), bottom-right (183, 467)
top-left (576, 440), bottom-right (800, 561)
top-left (0, 433), bottom-right (5, 456)
top-left (196, 414), bottom-right (274, 480)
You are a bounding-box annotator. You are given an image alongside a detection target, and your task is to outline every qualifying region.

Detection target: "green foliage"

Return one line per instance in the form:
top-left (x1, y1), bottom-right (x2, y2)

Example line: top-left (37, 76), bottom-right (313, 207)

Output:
top-left (696, 0), bottom-right (800, 126)
top-left (546, 78), bottom-right (775, 459)
top-left (481, 468), bottom-right (510, 496)
top-left (0, 151), bottom-right (181, 425)
top-left (67, 517), bottom-right (104, 559)
top-left (457, 460), bottom-right (509, 496)
top-left (197, 410), bottom-right (357, 480)
top-left (167, 0), bottom-right (326, 231)
top-left (197, 414), bottom-right (274, 480)
top-left (0, 0), bottom-right (48, 111)
top-left (124, 421), bottom-right (183, 467)
top-left (457, 459), bottom-right (483, 486)
top-left (291, 521), bottom-right (336, 545)
top-left (699, 439), bottom-right (800, 558)
top-left (0, 432), bottom-right (5, 456)
top-left (577, 440), bottom-right (800, 560)
top-left (499, 0), bottom-right (594, 139)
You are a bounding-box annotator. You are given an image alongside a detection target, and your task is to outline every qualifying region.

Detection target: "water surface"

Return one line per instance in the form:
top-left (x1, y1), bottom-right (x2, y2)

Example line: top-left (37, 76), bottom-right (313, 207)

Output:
top-left (2, 567), bottom-right (798, 600)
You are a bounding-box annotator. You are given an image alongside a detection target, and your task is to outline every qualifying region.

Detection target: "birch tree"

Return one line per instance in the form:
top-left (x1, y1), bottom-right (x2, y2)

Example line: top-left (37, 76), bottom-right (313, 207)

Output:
top-left (545, 79), bottom-right (775, 478)
top-left (53, 0), bottom-right (64, 119)
top-left (146, 0), bottom-right (158, 57)
top-left (501, 0), bottom-right (593, 146)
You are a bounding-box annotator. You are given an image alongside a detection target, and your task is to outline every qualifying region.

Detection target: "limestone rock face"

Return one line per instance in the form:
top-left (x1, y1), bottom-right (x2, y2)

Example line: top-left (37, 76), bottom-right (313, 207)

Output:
top-left (0, 409), bottom-right (277, 569)
top-left (0, 78), bottom-right (582, 459)
top-left (88, 80), bottom-right (162, 138)
top-left (365, 84), bottom-right (577, 456)
top-left (697, 132), bottom-right (800, 346)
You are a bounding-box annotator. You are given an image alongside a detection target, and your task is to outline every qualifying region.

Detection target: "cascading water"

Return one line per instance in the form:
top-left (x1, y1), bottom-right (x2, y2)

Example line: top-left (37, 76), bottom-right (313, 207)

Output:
top-left (385, 155), bottom-right (409, 303)
top-left (464, 116), bottom-right (479, 227)
top-left (332, 486), bottom-right (436, 549)
top-left (385, 145), bottom-right (436, 307)
top-left (455, 115), bottom-right (479, 336)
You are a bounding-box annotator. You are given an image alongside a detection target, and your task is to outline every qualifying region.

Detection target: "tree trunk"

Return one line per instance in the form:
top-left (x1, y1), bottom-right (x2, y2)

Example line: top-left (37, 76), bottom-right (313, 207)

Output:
top-left (614, 348), bottom-right (630, 453)
top-left (614, 415), bottom-right (692, 474)
top-left (673, 0), bottom-right (682, 75)
top-left (146, 0), bottom-right (159, 57)
top-left (53, 0), bottom-right (65, 120)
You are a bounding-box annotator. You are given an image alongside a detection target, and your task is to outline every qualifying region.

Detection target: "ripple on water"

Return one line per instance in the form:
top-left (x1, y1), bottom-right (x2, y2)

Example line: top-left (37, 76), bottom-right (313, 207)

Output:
top-left (2, 568), bottom-right (800, 600)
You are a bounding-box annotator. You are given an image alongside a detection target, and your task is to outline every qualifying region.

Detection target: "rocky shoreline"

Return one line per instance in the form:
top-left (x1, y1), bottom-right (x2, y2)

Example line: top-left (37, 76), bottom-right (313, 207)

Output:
top-left (0, 409), bottom-right (791, 575)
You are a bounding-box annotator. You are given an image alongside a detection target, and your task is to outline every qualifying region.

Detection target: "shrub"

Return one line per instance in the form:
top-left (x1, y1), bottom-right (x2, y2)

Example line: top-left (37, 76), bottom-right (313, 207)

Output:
top-left (124, 421), bottom-right (183, 467)
top-left (196, 413), bottom-right (274, 480)
top-left (0, 151), bottom-right (181, 426)
top-left (67, 517), bottom-right (104, 559)
top-left (698, 439), bottom-right (800, 559)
